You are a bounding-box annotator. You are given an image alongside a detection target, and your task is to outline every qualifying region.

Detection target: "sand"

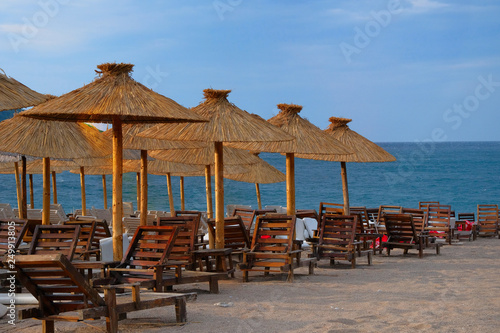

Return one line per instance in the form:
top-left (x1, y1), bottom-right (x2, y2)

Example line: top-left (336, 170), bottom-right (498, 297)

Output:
top-left (3, 237), bottom-right (500, 333)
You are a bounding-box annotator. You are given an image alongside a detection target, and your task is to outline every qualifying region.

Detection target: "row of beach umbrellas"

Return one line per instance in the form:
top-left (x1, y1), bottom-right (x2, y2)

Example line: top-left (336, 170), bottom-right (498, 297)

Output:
top-left (0, 63), bottom-right (395, 260)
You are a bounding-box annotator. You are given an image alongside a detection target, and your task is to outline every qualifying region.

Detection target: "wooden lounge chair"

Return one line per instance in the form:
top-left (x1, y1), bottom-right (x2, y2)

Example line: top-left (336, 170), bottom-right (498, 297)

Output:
top-left (0, 219), bottom-right (30, 258)
top-left (418, 201), bottom-right (440, 210)
top-left (425, 204), bottom-right (453, 245)
top-left (382, 213), bottom-right (441, 258)
top-left (314, 215), bottom-right (372, 268)
top-left (65, 219), bottom-right (112, 259)
top-left (376, 205), bottom-right (402, 234)
top-left (239, 214), bottom-right (316, 282)
top-left (207, 216), bottom-right (251, 259)
top-left (401, 208), bottom-right (428, 234)
top-left (10, 253), bottom-right (196, 333)
top-left (476, 204), bottom-right (499, 238)
top-left (28, 225), bottom-right (81, 260)
top-left (232, 208), bottom-right (257, 231)
top-left (156, 217), bottom-right (226, 293)
top-left (351, 206), bottom-right (384, 254)
top-left (107, 225), bottom-right (181, 291)
top-left (122, 216), bottom-right (141, 235)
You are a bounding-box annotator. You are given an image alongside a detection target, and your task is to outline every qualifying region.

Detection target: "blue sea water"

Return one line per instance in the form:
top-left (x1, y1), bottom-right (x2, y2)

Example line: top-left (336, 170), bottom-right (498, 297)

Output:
top-left (0, 141), bottom-right (499, 216)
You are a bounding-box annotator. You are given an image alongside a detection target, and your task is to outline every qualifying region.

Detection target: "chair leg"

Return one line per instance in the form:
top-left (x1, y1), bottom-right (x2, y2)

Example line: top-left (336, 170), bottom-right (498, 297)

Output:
top-left (308, 260), bottom-right (315, 274)
top-left (367, 252), bottom-right (372, 266)
top-left (287, 264), bottom-right (294, 282)
top-left (175, 297), bottom-right (187, 323)
top-left (42, 320), bottom-right (54, 333)
top-left (242, 270), bottom-right (248, 282)
top-left (351, 256), bottom-right (356, 269)
top-left (209, 276), bottom-right (219, 294)
top-left (105, 288), bottom-right (118, 333)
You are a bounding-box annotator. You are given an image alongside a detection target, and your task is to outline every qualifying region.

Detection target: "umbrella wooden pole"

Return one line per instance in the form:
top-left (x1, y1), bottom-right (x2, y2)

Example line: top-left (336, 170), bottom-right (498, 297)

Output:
top-left (340, 162), bottom-right (350, 215)
top-left (29, 174), bottom-right (34, 209)
top-left (214, 141), bottom-right (224, 249)
top-left (255, 183), bottom-right (262, 210)
top-left (180, 176), bottom-right (185, 211)
top-left (136, 172), bottom-right (141, 212)
top-left (166, 173), bottom-right (175, 216)
top-left (140, 150), bottom-right (148, 226)
top-left (102, 175), bottom-right (107, 209)
top-left (14, 162), bottom-right (23, 219)
top-left (112, 116), bottom-right (124, 261)
top-left (80, 167), bottom-right (86, 216)
top-left (42, 157), bottom-right (50, 225)
top-left (205, 165), bottom-right (214, 249)
top-left (52, 171), bottom-right (57, 205)
top-left (21, 156), bottom-right (27, 219)
top-left (286, 153), bottom-right (295, 216)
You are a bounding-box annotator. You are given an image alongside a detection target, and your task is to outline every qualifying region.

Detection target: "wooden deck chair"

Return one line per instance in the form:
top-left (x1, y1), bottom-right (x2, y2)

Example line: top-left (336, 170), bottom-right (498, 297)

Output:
top-left (28, 225), bottom-right (81, 260)
top-left (207, 216), bottom-right (251, 257)
top-left (10, 253), bottom-right (195, 333)
top-left (108, 225), bottom-right (181, 291)
top-left (0, 219), bottom-right (31, 266)
top-left (65, 220), bottom-right (111, 260)
top-left (382, 213), bottom-right (441, 258)
top-left (401, 208), bottom-right (428, 234)
top-left (455, 212), bottom-right (476, 241)
top-left (0, 203), bottom-right (15, 219)
top-left (174, 210), bottom-right (205, 244)
top-left (418, 201), bottom-right (440, 210)
top-left (315, 215), bottom-right (372, 268)
top-left (239, 215), bottom-right (315, 282)
top-left (376, 205), bottom-right (402, 234)
top-left (151, 219), bottom-right (225, 293)
top-left (425, 204), bottom-right (453, 245)
top-left (477, 204), bottom-right (499, 238)
top-left (122, 216), bottom-right (141, 235)
top-left (232, 208), bottom-right (257, 231)
top-left (351, 207), bottom-right (384, 255)
top-left (123, 201), bottom-right (134, 217)
top-left (91, 207), bottom-right (112, 222)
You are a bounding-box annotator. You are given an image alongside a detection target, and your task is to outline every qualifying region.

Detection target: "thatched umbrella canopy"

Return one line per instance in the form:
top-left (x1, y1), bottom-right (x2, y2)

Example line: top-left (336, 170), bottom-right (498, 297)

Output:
top-left (103, 124), bottom-right (206, 226)
top-left (297, 117), bottom-right (396, 213)
top-left (0, 114), bottom-right (110, 224)
top-left (139, 89), bottom-right (295, 249)
top-left (22, 63), bottom-right (206, 260)
top-left (0, 69), bottom-right (49, 111)
top-left (225, 152), bottom-right (285, 209)
top-left (228, 103), bottom-right (352, 215)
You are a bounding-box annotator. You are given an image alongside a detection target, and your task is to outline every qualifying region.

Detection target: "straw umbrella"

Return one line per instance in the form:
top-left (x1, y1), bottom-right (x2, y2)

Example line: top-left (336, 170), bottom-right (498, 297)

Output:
top-left (140, 89), bottom-right (294, 249)
top-left (0, 69), bottom-right (50, 218)
top-left (0, 114), bottom-right (111, 224)
top-left (22, 63), bottom-right (206, 260)
top-left (296, 117), bottom-right (396, 214)
top-left (0, 69), bottom-right (49, 111)
top-left (225, 152), bottom-right (285, 209)
top-left (227, 103), bottom-right (351, 216)
top-left (103, 124), bottom-right (205, 226)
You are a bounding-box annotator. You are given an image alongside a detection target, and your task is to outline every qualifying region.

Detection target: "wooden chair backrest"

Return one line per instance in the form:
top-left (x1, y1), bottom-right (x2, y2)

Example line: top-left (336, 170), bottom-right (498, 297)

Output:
top-left (350, 207), bottom-right (372, 232)
top-left (156, 217), bottom-right (197, 265)
top-left (477, 204), bottom-right (499, 233)
top-left (318, 215), bottom-right (357, 255)
top-left (0, 204), bottom-right (15, 219)
top-left (250, 215), bottom-right (295, 255)
top-left (383, 213), bottom-right (418, 244)
top-left (28, 225), bottom-right (81, 261)
top-left (174, 211), bottom-right (202, 232)
top-left (122, 225), bottom-right (180, 268)
top-left (426, 204), bottom-right (452, 228)
top-left (65, 220), bottom-right (111, 253)
top-left (207, 216), bottom-right (251, 250)
top-left (418, 201), bottom-right (440, 210)
top-left (13, 254), bottom-right (105, 315)
top-left (401, 208), bottom-right (427, 233)
top-left (319, 202), bottom-right (344, 220)
top-left (295, 209), bottom-right (319, 221)
top-left (122, 217), bottom-right (141, 235)
top-left (232, 208), bottom-right (256, 231)
top-left (457, 212), bottom-right (475, 221)
top-left (377, 206), bottom-right (402, 223)
top-left (0, 219), bottom-right (30, 256)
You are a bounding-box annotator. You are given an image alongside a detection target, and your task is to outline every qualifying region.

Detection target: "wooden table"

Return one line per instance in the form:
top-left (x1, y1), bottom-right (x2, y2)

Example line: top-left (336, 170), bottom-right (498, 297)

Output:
top-left (192, 248), bottom-right (234, 277)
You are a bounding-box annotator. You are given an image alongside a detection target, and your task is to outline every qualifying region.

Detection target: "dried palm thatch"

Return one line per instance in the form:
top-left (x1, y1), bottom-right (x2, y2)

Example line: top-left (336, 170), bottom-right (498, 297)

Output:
top-left (169, 164), bottom-right (249, 177)
top-left (0, 114), bottom-right (111, 158)
top-left (103, 124), bottom-right (206, 150)
top-left (122, 158), bottom-right (202, 175)
top-left (149, 145), bottom-right (260, 165)
top-left (0, 69), bottom-right (50, 111)
top-left (21, 63), bottom-right (206, 123)
top-left (138, 89), bottom-right (294, 143)
top-left (24, 159), bottom-right (79, 174)
top-left (296, 117), bottom-right (396, 162)
top-left (225, 154), bottom-right (285, 184)
top-left (228, 104), bottom-right (351, 156)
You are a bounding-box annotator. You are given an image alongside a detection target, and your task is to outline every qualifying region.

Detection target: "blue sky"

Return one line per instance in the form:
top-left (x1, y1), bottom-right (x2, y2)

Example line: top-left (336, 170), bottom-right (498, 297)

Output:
top-left (1, 0), bottom-right (499, 142)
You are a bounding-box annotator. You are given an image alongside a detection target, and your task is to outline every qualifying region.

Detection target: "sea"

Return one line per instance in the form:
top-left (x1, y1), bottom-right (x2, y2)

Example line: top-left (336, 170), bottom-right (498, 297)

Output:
top-left (0, 141), bottom-right (499, 216)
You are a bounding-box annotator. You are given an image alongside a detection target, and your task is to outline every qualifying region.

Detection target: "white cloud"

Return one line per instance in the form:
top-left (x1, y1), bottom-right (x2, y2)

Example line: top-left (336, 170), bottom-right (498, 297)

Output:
top-left (403, 0), bottom-right (450, 14)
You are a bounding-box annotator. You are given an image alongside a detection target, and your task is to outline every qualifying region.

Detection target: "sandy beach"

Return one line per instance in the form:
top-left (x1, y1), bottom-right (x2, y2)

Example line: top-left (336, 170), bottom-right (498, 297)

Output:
top-left (3, 237), bottom-right (500, 333)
